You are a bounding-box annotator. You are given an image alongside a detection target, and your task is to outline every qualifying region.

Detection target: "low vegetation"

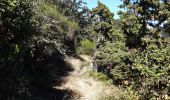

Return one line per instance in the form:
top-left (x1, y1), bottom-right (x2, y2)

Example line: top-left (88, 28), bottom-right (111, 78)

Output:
top-left (0, 0), bottom-right (169, 99)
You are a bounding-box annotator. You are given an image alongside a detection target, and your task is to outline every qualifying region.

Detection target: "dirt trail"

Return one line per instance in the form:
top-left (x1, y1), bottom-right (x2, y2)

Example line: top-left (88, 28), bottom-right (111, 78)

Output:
top-left (55, 55), bottom-right (120, 100)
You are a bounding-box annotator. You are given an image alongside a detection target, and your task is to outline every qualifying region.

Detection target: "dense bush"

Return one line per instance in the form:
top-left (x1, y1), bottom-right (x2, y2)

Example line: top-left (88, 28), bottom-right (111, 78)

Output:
top-left (94, 0), bottom-right (170, 99)
top-left (0, 0), bottom-right (169, 99)
top-left (77, 39), bottom-right (95, 55)
top-left (0, 0), bottom-right (76, 99)
top-left (0, 0), bottom-right (38, 99)
top-left (37, 0), bottom-right (79, 33)
top-left (95, 35), bottom-right (170, 99)
top-left (130, 45), bottom-right (170, 99)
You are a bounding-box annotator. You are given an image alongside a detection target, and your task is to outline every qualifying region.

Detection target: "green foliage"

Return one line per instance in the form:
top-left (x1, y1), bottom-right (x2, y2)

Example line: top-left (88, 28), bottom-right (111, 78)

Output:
top-left (0, 0), bottom-right (76, 99)
top-left (77, 39), bottom-right (95, 55)
top-left (84, 71), bottom-right (139, 100)
top-left (85, 71), bottom-right (111, 83)
top-left (0, 0), bottom-right (169, 99)
top-left (94, 0), bottom-right (170, 99)
top-left (99, 91), bottom-right (139, 100)
top-left (0, 0), bottom-right (38, 43)
top-left (95, 41), bottom-right (128, 66)
top-left (55, 0), bottom-right (90, 28)
top-left (80, 39), bottom-right (95, 50)
top-left (95, 38), bottom-right (170, 99)
top-left (0, 0), bottom-right (37, 99)
top-left (35, 0), bottom-right (81, 56)
top-left (94, 26), bottom-right (127, 69)
top-left (119, 0), bottom-right (170, 48)
top-left (102, 45), bottom-right (170, 98)
top-left (93, 1), bottom-right (113, 22)
top-left (37, 0), bottom-right (79, 33)
top-left (129, 45), bottom-right (170, 99)
top-left (92, 2), bottom-right (115, 42)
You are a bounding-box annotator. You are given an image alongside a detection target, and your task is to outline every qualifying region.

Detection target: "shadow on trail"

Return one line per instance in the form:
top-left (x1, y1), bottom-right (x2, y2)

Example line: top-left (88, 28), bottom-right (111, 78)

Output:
top-left (28, 53), bottom-right (74, 100)
top-left (0, 46), bottom-right (77, 100)
top-left (32, 88), bottom-right (74, 100)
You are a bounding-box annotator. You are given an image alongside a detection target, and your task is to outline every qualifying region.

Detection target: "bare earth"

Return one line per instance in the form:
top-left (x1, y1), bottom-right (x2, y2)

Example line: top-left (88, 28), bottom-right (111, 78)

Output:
top-left (55, 55), bottom-right (122, 100)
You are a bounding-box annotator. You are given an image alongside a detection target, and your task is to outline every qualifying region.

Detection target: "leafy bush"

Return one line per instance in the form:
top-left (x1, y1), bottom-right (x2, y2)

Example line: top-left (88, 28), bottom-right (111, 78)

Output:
top-left (37, 0), bottom-right (79, 33)
top-left (128, 45), bottom-right (170, 99)
top-left (92, 0), bottom-right (170, 99)
top-left (0, 0), bottom-right (38, 99)
top-left (84, 71), bottom-right (112, 84)
top-left (95, 40), bottom-right (170, 99)
top-left (77, 39), bottom-right (95, 55)
top-left (94, 19), bottom-right (170, 99)
top-left (0, 0), bottom-right (76, 99)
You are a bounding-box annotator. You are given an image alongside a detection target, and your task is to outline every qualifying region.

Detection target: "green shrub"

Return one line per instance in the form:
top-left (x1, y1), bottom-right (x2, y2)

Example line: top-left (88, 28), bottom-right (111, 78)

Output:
top-left (0, 0), bottom-right (37, 99)
top-left (128, 45), bottom-right (170, 99)
top-left (77, 39), bottom-right (95, 55)
top-left (37, 0), bottom-right (79, 32)
top-left (96, 41), bottom-right (170, 99)
top-left (87, 71), bottom-right (110, 81)
top-left (94, 26), bottom-right (170, 99)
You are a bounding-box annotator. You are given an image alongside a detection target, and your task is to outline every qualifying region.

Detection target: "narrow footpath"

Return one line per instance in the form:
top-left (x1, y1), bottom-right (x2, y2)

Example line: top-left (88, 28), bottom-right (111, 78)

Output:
top-left (55, 55), bottom-right (124, 100)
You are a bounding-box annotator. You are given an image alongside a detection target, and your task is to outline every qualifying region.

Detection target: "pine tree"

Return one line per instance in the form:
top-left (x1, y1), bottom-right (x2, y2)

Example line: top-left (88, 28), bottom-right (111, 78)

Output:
top-left (93, 1), bottom-right (113, 22)
top-left (93, 1), bottom-right (129, 81)
top-left (119, 0), bottom-right (170, 48)
top-left (92, 1), bottom-right (114, 42)
top-left (118, 0), bottom-right (170, 98)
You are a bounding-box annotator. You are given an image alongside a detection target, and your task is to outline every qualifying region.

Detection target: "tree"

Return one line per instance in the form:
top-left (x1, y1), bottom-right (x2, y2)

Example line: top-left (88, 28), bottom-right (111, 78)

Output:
top-left (93, 0), bottom-right (170, 99)
top-left (93, 1), bottom-right (129, 80)
top-left (92, 1), bottom-right (114, 43)
top-left (0, 0), bottom-right (75, 99)
top-left (119, 0), bottom-right (170, 48)
top-left (0, 0), bottom-right (38, 99)
top-left (116, 0), bottom-right (170, 98)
